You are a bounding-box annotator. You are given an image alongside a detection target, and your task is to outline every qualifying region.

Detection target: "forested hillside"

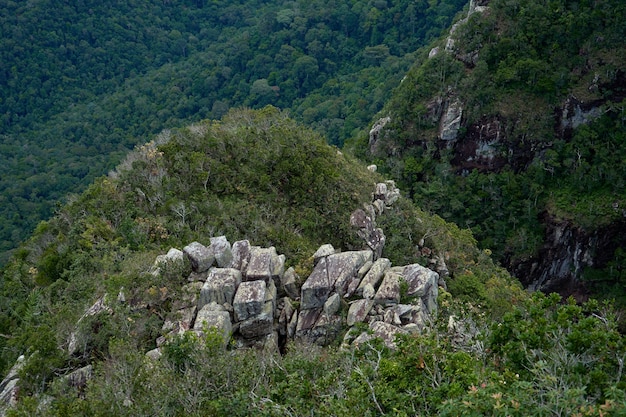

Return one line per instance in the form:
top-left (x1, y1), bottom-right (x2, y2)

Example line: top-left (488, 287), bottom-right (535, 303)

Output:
top-left (0, 0), bottom-right (467, 264)
top-left (360, 0), bottom-right (626, 301)
top-left (2, 108), bottom-right (624, 416)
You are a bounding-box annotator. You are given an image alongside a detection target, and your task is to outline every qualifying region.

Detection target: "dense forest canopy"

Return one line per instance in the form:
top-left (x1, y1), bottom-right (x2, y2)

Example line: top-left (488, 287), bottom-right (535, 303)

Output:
top-left (0, 0), bottom-right (467, 265)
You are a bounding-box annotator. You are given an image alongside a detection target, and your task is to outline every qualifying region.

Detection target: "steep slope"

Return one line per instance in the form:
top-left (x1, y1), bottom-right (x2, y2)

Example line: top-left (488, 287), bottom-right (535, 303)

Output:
top-left (361, 0), bottom-right (626, 300)
top-left (0, 108), bottom-right (520, 398)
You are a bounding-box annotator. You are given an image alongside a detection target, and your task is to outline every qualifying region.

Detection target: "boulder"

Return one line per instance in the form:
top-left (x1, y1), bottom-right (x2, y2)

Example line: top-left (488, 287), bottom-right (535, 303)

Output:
top-left (362, 283), bottom-right (376, 300)
top-left (295, 308), bottom-right (343, 345)
top-left (245, 246), bottom-right (281, 283)
top-left (281, 267), bottom-right (300, 300)
top-left (199, 268), bottom-right (242, 309)
top-left (183, 242), bottom-right (214, 273)
top-left (323, 293), bottom-right (341, 316)
top-left (347, 299), bottom-right (375, 326)
top-left (300, 257), bottom-right (332, 310)
top-left (230, 240), bottom-right (251, 271)
top-left (353, 321), bottom-right (407, 350)
top-left (239, 301), bottom-right (274, 339)
top-left (374, 271), bottom-right (401, 306)
top-left (357, 258), bottom-right (391, 295)
top-left (440, 99), bottom-right (463, 143)
top-left (145, 348), bottom-right (162, 361)
top-left (193, 304), bottom-right (232, 344)
top-left (209, 236), bottom-right (233, 268)
top-left (403, 264), bottom-right (439, 314)
top-left (233, 280), bottom-right (266, 322)
top-left (327, 250), bottom-right (372, 296)
top-left (151, 247), bottom-right (184, 276)
top-left (313, 244), bottom-right (335, 264)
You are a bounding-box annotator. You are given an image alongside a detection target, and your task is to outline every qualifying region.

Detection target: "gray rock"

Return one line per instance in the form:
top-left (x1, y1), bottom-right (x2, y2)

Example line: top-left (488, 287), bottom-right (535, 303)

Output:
top-left (281, 267), bottom-right (300, 300)
top-left (402, 264), bottom-right (439, 297)
top-left (239, 301), bottom-right (274, 339)
top-left (323, 293), bottom-right (341, 316)
top-left (440, 99), bottom-right (463, 143)
top-left (347, 299), bottom-right (375, 326)
top-left (233, 280), bottom-right (266, 322)
top-left (230, 240), bottom-right (251, 271)
top-left (300, 257), bottom-right (332, 310)
top-left (362, 283), bottom-right (376, 300)
top-left (145, 348), bottom-right (162, 361)
top-left (353, 321), bottom-right (407, 350)
top-left (64, 365), bottom-right (93, 390)
top-left (374, 271), bottom-right (401, 306)
top-left (265, 278), bottom-right (277, 312)
top-left (287, 309), bottom-right (298, 339)
top-left (245, 246), bottom-right (280, 283)
top-left (209, 236), bottom-right (233, 268)
top-left (368, 116), bottom-right (390, 153)
top-left (295, 308), bottom-right (342, 345)
top-left (193, 305), bottom-right (232, 345)
top-left (0, 355), bottom-right (24, 412)
top-left (183, 242), bottom-right (214, 273)
top-left (357, 258), bottom-right (391, 295)
top-left (151, 247), bottom-right (184, 276)
top-left (313, 244), bottom-right (335, 264)
top-left (344, 276), bottom-right (362, 298)
top-left (327, 250), bottom-right (373, 296)
top-left (199, 268), bottom-right (242, 309)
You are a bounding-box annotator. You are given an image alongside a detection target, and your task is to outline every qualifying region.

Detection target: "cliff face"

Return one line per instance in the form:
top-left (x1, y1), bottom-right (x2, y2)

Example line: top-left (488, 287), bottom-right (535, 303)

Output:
top-left (370, 0), bottom-right (626, 297)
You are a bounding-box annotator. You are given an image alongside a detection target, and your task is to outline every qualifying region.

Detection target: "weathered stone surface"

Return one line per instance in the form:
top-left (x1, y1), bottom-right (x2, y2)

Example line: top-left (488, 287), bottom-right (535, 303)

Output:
top-left (239, 301), bottom-right (273, 339)
top-left (145, 348), bottom-right (162, 361)
top-left (230, 240), bottom-right (251, 271)
top-left (300, 257), bottom-right (332, 310)
top-left (403, 264), bottom-right (438, 296)
top-left (358, 260), bottom-right (373, 279)
top-left (281, 267), bottom-right (300, 300)
top-left (278, 297), bottom-right (295, 337)
top-left (295, 308), bottom-right (343, 345)
top-left (183, 242), bottom-right (214, 273)
top-left (350, 209), bottom-right (373, 232)
top-left (233, 280), bottom-right (266, 321)
top-left (209, 236), bottom-right (233, 268)
top-left (403, 264), bottom-right (439, 314)
top-left (440, 99), bottom-right (463, 143)
top-left (187, 270), bottom-right (209, 282)
top-left (362, 283), bottom-right (376, 300)
top-left (358, 257), bottom-right (391, 295)
top-left (313, 244), bottom-right (335, 263)
top-left (353, 321), bottom-right (407, 349)
top-left (347, 299), bottom-right (375, 326)
top-left (245, 246), bottom-right (280, 282)
top-left (152, 247), bottom-right (184, 275)
top-left (368, 116), bottom-right (390, 153)
top-left (374, 271), bottom-right (401, 306)
top-left (328, 250), bottom-right (373, 296)
top-left (344, 276), bottom-right (362, 298)
top-left (0, 355), bottom-right (24, 413)
top-left (64, 365), bottom-right (93, 390)
top-left (265, 278), bottom-right (277, 313)
top-left (193, 305), bottom-right (232, 343)
top-left (199, 268), bottom-right (241, 309)
top-left (323, 293), bottom-right (341, 316)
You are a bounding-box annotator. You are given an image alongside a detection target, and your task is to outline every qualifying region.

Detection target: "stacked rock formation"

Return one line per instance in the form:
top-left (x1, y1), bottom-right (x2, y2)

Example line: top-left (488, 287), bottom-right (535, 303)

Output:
top-left (146, 181), bottom-right (440, 353)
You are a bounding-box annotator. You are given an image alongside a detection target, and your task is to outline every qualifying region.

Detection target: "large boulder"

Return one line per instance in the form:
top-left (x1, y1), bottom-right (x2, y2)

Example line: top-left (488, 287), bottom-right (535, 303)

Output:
top-left (402, 264), bottom-right (439, 314)
top-left (347, 299), bottom-right (375, 326)
top-left (245, 246), bottom-right (282, 283)
top-left (233, 280), bottom-right (266, 322)
top-left (295, 308), bottom-right (343, 345)
top-left (199, 268), bottom-right (242, 309)
top-left (300, 257), bottom-right (333, 310)
top-left (357, 258), bottom-right (391, 296)
top-left (353, 321), bottom-right (407, 349)
top-left (239, 301), bottom-right (274, 339)
top-left (374, 271), bottom-right (402, 306)
top-left (230, 240), bottom-right (251, 271)
top-left (209, 236), bottom-right (233, 268)
top-left (327, 250), bottom-right (372, 296)
top-left (183, 242), bottom-right (214, 273)
top-left (193, 304), bottom-right (232, 345)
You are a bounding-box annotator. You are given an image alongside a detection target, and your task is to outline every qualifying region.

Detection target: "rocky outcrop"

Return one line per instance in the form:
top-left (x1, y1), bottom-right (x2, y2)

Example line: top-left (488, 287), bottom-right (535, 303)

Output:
top-left (439, 99), bottom-right (463, 144)
top-left (140, 181), bottom-right (442, 354)
top-left (368, 116), bottom-right (391, 153)
top-left (0, 355), bottom-right (24, 416)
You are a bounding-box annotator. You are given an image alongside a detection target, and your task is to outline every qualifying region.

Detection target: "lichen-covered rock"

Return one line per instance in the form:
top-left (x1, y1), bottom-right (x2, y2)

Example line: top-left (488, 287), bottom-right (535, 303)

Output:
top-left (300, 257), bottom-right (332, 310)
top-left (357, 257), bottom-right (391, 295)
top-left (183, 242), bottom-right (214, 273)
top-left (327, 250), bottom-right (372, 296)
top-left (374, 271), bottom-right (401, 306)
top-left (233, 280), bottom-right (266, 322)
top-left (347, 299), bottom-right (375, 326)
top-left (209, 236), bottom-right (233, 268)
top-left (439, 99), bottom-right (463, 143)
top-left (295, 308), bottom-right (343, 345)
top-left (151, 247), bottom-right (184, 276)
top-left (245, 246), bottom-right (281, 283)
top-left (239, 301), bottom-right (274, 339)
top-left (323, 293), bottom-right (341, 316)
top-left (353, 321), bottom-right (407, 349)
top-left (230, 240), bottom-right (251, 271)
top-left (193, 304), bottom-right (232, 344)
top-left (281, 267), bottom-right (300, 300)
top-left (199, 268), bottom-right (242, 309)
